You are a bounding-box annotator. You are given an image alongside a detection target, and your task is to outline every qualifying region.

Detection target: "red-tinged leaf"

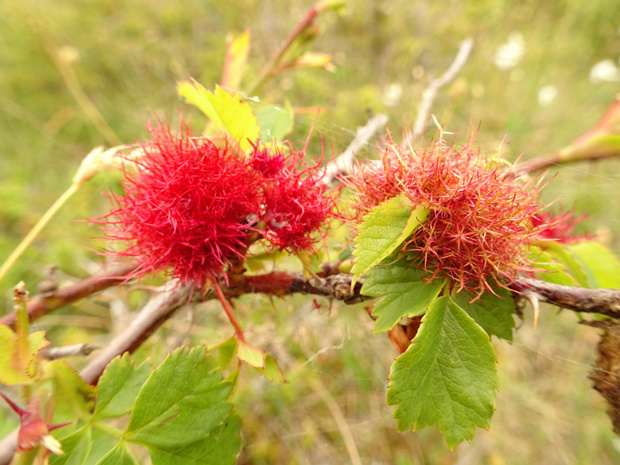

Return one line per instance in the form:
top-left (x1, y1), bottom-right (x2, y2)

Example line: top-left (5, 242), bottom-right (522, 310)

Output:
top-left (221, 30), bottom-right (251, 91)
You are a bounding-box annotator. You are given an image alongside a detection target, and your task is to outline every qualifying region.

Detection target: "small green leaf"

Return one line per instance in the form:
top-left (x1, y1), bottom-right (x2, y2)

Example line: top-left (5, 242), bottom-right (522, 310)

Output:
top-left (127, 346), bottom-right (234, 449)
top-left (361, 256), bottom-right (442, 333)
top-left (209, 337), bottom-right (239, 371)
top-left (237, 340), bottom-right (266, 369)
top-left (351, 195), bottom-right (429, 288)
top-left (177, 81), bottom-right (260, 151)
top-left (255, 104), bottom-right (294, 141)
top-left (453, 286), bottom-right (515, 341)
top-left (0, 326), bottom-right (49, 385)
top-left (94, 355), bottom-right (152, 419)
top-left (387, 296), bottom-right (497, 449)
top-left (568, 242), bottom-right (620, 289)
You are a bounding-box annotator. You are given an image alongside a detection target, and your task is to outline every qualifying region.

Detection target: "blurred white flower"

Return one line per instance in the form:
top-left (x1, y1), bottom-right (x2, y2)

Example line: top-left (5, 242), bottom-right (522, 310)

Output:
top-left (537, 85), bottom-right (558, 107)
top-left (382, 83), bottom-right (403, 107)
top-left (494, 33), bottom-right (525, 70)
top-left (589, 59), bottom-right (620, 83)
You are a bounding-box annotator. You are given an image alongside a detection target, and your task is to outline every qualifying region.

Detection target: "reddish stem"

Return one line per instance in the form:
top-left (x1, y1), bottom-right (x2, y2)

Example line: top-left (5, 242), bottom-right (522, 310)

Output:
top-left (212, 279), bottom-right (247, 343)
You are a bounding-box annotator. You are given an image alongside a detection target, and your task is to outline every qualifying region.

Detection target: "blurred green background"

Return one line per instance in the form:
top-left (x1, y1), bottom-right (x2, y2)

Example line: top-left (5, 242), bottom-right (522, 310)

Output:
top-left (1, 0), bottom-right (620, 463)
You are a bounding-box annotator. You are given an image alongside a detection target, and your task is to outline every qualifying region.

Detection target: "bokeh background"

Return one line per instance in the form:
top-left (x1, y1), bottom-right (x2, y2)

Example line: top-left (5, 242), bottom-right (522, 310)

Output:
top-left (1, 0), bottom-right (620, 463)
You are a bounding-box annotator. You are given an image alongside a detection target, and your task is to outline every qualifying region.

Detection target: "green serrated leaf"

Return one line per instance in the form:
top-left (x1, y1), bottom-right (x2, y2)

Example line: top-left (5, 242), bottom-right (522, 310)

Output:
top-left (351, 195), bottom-right (429, 288)
top-left (209, 337), bottom-right (239, 371)
top-left (387, 296), bottom-right (497, 449)
top-left (361, 256), bottom-right (442, 333)
top-left (530, 247), bottom-right (578, 286)
top-left (148, 413), bottom-right (242, 465)
top-left (453, 286), bottom-right (515, 341)
top-left (95, 443), bottom-right (140, 465)
top-left (177, 81), bottom-right (260, 151)
top-left (127, 346), bottom-right (233, 449)
top-left (255, 104), bottom-right (294, 141)
top-left (94, 355), bottom-right (152, 419)
top-left (568, 242), bottom-right (620, 289)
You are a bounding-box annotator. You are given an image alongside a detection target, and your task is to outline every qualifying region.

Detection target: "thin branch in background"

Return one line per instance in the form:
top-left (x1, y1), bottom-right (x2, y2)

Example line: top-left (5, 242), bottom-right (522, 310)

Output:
top-left (322, 113), bottom-right (389, 184)
top-left (42, 343), bottom-right (97, 360)
top-left (79, 279), bottom-right (191, 385)
top-left (410, 38), bottom-right (474, 141)
top-left (247, 5), bottom-right (319, 94)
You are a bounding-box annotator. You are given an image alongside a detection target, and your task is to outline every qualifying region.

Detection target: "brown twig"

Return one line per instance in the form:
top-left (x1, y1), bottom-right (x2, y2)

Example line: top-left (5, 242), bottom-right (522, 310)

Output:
top-left (79, 279), bottom-right (192, 384)
top-left (0, 265), bottom-right (138, 329)
top-left (42, 343), bottom-right (97, 360)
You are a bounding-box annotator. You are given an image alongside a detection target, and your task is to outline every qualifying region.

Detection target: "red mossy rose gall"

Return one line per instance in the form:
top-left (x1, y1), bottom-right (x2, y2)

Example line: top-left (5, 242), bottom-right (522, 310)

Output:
top-left (94, 120), bottom-right (336, 289)
top-left (347, 132), bottom-right (548, 298)
top-left (251, 142), bottom-right (337, 252)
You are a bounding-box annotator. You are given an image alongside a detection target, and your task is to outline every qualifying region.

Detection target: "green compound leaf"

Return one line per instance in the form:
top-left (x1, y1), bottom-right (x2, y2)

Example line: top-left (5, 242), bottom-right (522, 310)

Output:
top-left (351, 195), bottom-right (429, 288)
top-left (569, 242), bottom-right (620, 289)
top-left (452, 286), bottom-right (516, 341)
top-left (361, 256), bottom-right (442, 333)
top-left (94, 354), bottom-right (153, 419)
top-left (126, 346), bottom-right (240, 463)
top-left (387, 296), bottom-right (498, 449)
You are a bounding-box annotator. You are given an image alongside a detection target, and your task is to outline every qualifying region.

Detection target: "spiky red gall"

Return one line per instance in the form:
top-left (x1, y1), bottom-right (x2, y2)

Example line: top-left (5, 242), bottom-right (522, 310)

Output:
top-left (93, 120), bottom-right (336, 289)
top-left (251, 143), bottom-right (337, 253)
top-left (96, 120), bottom-right (264, 288)
top-left (348, 132), bottom-right (546, 298)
